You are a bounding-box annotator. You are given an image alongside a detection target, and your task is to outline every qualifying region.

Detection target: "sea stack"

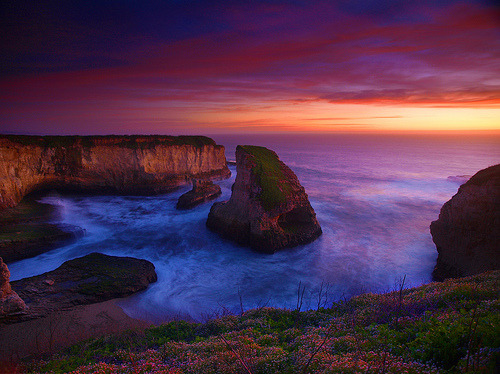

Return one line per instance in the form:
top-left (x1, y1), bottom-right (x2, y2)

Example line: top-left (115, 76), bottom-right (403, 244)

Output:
top-left (207, 145), bottom-right (322, 253)
top-left (430, 164), bottom-right (500, 281)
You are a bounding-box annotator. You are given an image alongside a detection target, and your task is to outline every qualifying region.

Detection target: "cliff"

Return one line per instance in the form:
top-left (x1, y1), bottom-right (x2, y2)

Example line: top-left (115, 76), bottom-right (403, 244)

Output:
top-left (430, 164), bottom-right (500, 280)
top-left (207, 145), bottom-right (321, 252)
top-left (0, 257), bottom-right (27, 318)
top-left (0, 135), bottom-right (230, 210)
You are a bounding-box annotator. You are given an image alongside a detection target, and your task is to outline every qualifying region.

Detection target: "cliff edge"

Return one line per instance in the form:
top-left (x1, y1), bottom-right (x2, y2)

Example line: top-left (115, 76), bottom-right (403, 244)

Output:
top-left (207, 145), bottom-right (321, 252)
top-left (0, 135), bottom-right (230, 210)
top-left (430, 164), bottom-right (500, 281)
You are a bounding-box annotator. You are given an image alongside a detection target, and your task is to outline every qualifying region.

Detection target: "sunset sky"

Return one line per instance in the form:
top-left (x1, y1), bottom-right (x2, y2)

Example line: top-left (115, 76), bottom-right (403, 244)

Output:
top-left (1, 0), bottom-right (499, 135)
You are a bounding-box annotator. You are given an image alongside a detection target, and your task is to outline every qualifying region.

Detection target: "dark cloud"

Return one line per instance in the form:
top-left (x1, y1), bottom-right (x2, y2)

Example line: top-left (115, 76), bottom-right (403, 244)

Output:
top-left (0, 0), bottom-right (498, 133)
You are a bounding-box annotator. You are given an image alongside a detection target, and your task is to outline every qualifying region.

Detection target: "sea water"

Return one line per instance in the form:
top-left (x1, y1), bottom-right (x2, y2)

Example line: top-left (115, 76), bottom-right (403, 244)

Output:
top-left (7, 133), bottom-right (500, 323)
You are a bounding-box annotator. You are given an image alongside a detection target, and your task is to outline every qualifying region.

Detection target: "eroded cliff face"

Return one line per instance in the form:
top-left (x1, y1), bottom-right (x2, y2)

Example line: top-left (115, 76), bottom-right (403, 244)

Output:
top-left (0, 135), bottom-right (230, 209)
top-left (0, 257), bottom-right (27, 318)
top-left (207, 145), bottom-right (322, 252)
top-left (430, 164), bottom-right (500, 281)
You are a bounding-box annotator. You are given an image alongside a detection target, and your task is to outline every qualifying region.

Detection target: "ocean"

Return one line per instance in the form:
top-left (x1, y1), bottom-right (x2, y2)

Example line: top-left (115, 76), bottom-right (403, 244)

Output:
top-left (8, 132), bottom-right (500, 323)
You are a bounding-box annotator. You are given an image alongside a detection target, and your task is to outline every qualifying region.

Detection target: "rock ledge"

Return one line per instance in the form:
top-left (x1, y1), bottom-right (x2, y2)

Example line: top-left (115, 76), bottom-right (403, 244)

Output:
top-left (8, 252), bottom-right (157, 321)
top-left (176, 180), bottom-right (222, 209)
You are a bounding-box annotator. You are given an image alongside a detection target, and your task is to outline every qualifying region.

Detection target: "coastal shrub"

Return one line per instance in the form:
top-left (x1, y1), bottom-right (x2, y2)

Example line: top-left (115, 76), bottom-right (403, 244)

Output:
top-left (409, 304), bottom-right (500, 370)
top-left (145, 320), bottom-right (200, 346)
top-left (21, 271), bottom-right (500, 374)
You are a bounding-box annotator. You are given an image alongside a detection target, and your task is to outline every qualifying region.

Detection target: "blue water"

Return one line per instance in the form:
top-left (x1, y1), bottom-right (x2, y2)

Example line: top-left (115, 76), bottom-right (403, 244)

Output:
top-left (8, 133), bottom-right (500, 323)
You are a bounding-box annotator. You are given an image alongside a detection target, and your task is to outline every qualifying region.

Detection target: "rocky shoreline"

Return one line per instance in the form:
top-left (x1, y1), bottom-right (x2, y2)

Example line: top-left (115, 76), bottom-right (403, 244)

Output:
top-left (1, 135), bottom-right (498, 365)
top-left (3, 253), bottom-right (157, 323)
top-left (0, 198), bottom-right (84, 263)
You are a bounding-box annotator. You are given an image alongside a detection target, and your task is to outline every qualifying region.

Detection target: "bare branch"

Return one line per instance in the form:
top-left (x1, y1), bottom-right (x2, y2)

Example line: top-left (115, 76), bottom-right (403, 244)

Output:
top-left (220, 335), bottom-right (254, 374)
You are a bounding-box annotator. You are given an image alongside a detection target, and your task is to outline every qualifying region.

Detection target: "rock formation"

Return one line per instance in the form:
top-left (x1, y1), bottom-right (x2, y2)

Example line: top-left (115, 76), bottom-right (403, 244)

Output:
top-left (207, 145), bottom-right (322, 252)
top-left (0, 199), bottom-right (84, 263)
top-left (0, 135), bottom-right (230, 210)
top-left (176, 179), bottom-right (222, 209)
top-left (10, 252), bottom-right (157, 320)
top-left (0, 257), bottom-right (27, 318)
top-left (430, 164), bottom-right (500, 281)
top-left (0, 223), bottom-right (83, 264)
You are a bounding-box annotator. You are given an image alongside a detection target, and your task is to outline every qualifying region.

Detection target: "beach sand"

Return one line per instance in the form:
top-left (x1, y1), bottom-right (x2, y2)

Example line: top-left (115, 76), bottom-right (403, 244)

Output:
top-left (0, 299), bottom-right (151, 366)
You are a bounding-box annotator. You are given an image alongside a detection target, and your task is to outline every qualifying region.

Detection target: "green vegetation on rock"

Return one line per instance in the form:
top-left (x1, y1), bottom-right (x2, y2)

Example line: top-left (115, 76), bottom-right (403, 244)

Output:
top-left (239, 145), bottom-right (293, 211)
top-left (22, 271), bottom-right (500, 373)
top-left (0, 223), bottom-right (66, 242)
top-left (63, 253), bottom-right (155, 296)
top-left (1, 135), bottom-right (216, 149)
top-left (0, 199), bottom-right (56, 225)
top-left (0, 198), bottom-right (77, 263)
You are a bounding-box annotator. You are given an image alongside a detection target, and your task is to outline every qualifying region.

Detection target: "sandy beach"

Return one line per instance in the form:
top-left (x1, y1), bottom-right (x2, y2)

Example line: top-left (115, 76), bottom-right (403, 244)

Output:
top-left (0, 299), bottom-right (150, 365)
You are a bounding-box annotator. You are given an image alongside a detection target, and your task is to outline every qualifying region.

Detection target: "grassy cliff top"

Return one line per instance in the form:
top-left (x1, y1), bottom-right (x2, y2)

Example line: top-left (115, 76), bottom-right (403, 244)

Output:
top-left (238, 145), bottom-right (293, 211)
top-left (0, 135), bottom-right (217, 148)
top-left (23, 271), bottom-right (500, 373)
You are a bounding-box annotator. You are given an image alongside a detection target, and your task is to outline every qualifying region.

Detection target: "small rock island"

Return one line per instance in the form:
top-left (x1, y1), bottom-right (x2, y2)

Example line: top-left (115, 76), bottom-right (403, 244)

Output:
top-left (431, 164), bottom-right (500, 281)
top-left (207, 145), bottom-right (322, 252)
top-left (176, 180), bottom-right (222, 209)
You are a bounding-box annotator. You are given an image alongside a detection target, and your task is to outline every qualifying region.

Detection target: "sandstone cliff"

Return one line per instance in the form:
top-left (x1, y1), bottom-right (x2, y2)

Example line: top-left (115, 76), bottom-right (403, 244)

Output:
top-left (430, 164), bottom-right (500, 281)
top-left (207, 145), bottom-right (322, 252)
top-left (0, 135), bottom-right (230, 210)
top-left (0, 257), bottom-right (27, 318)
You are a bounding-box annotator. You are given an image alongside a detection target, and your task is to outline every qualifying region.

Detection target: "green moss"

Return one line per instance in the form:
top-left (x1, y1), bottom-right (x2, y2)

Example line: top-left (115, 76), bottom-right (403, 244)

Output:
top-left (0, 199), bottom-right (55, 225)
top-left (64, 253), bottom-right (148, 295)
top-left (239, 145), bottom-right (293, 211)
top-left (0, 198), bottom-right (76, 262)
top-left (145, 320), bottom-right (201, 346)
top-left (0, 135), bottom-right (88, 148)
top-left (0, 223), bottom-right (66, 242)
top-left (171, 135), bottom-right (216, 147)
